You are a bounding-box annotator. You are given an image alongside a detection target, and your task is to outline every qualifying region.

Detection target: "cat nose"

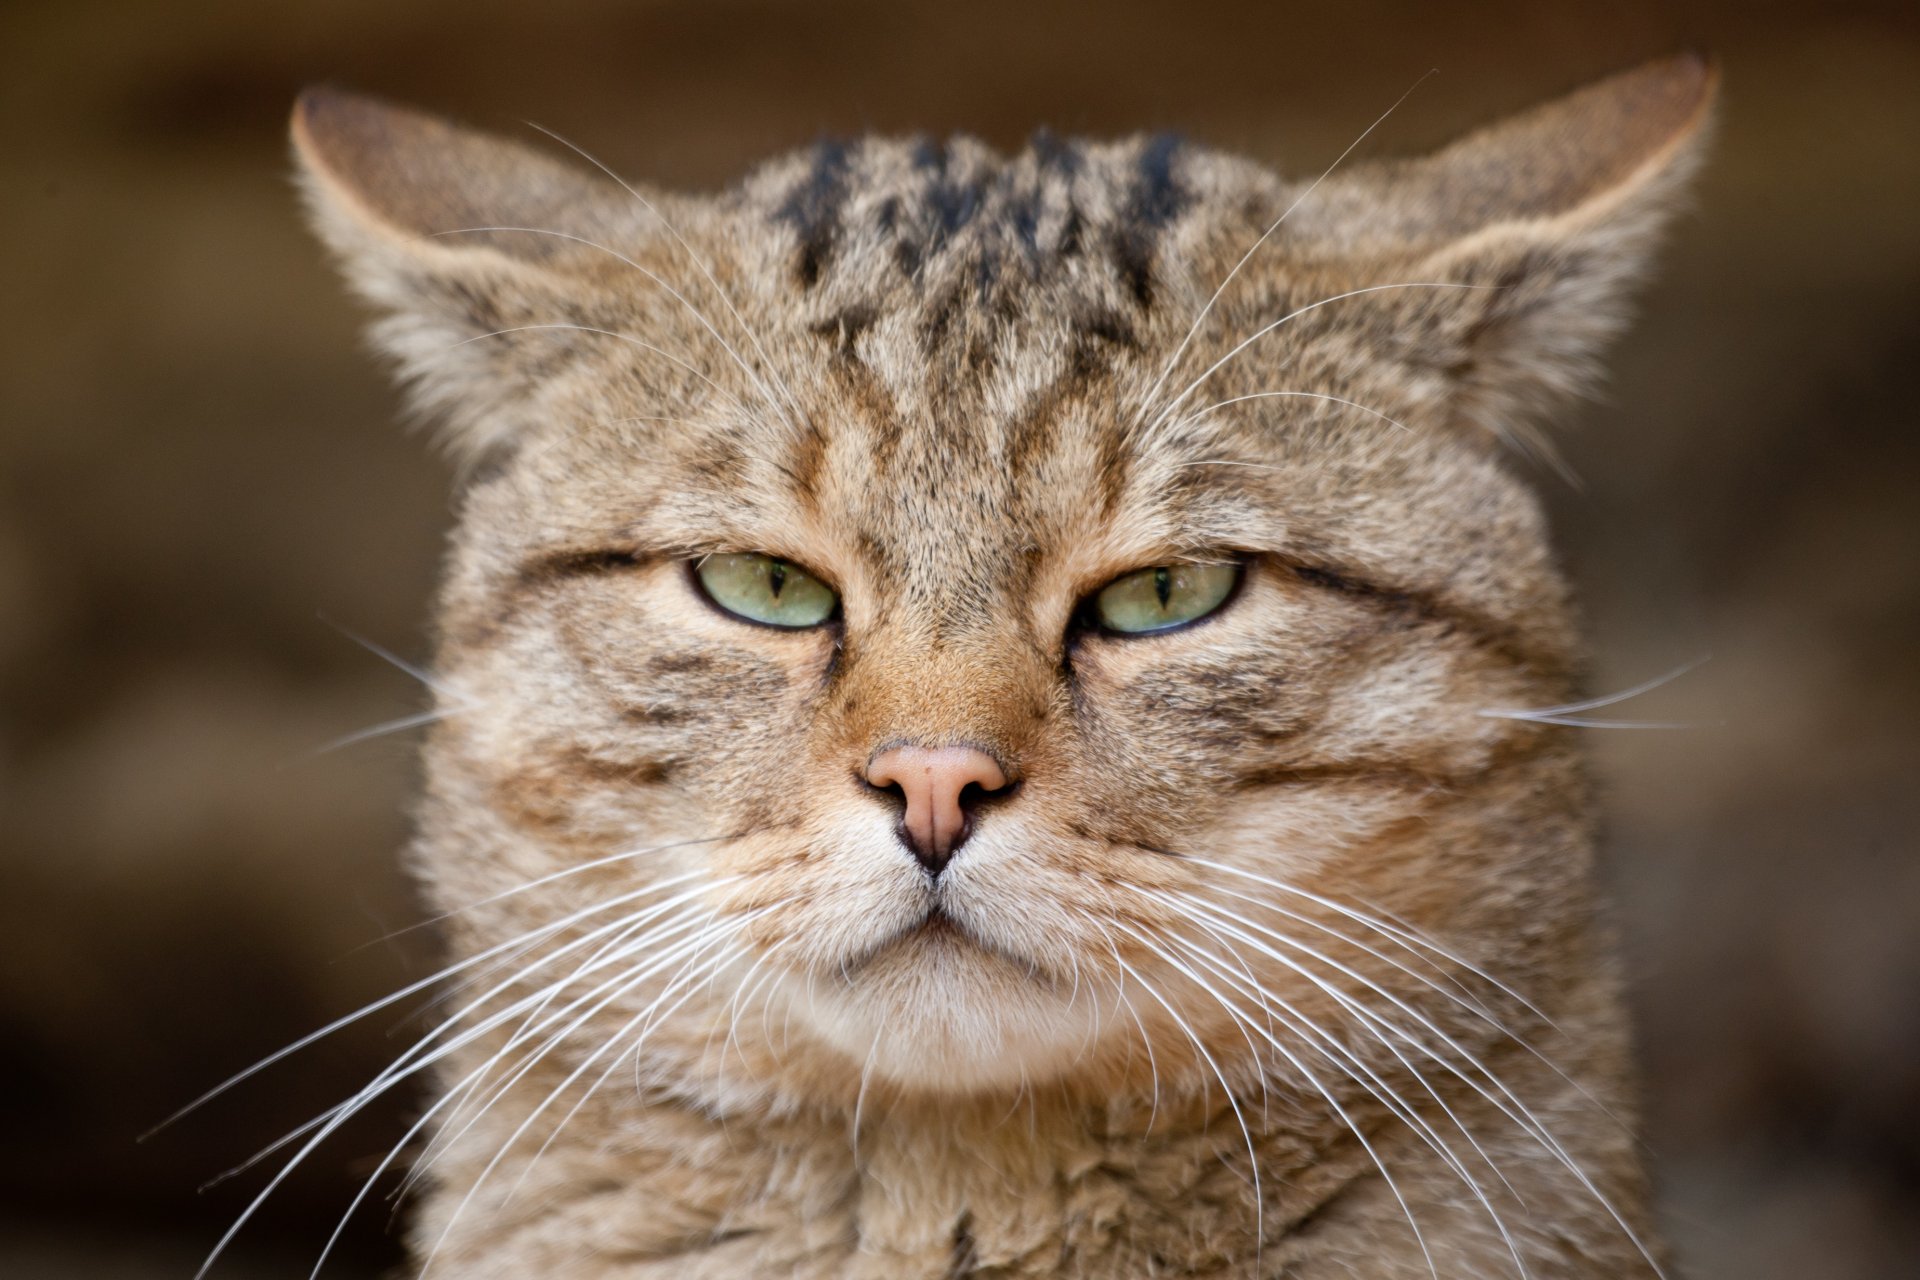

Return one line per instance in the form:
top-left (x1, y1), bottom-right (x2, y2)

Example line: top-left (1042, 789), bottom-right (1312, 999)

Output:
top-left (864, 744), bottom-right (1011, 877)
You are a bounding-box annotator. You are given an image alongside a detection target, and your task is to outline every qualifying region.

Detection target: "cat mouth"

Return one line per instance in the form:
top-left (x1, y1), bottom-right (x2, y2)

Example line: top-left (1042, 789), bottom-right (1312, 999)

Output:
top-left (884, 901), bottom-right (973, 953)
top-left (917, 902), bottom-right (957, 928)
top-left (841, 899), bottom-right (1045, 984)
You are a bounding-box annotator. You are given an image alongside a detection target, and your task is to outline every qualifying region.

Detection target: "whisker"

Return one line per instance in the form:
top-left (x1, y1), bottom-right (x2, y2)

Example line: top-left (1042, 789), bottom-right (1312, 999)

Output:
top-left (714, 938), bottom-right (788, 1089)
top-left (521, 122), bottom-right (810, 430)
top-left (1132, 70), bottom-right (1438, 427)
top-left (151, 863), bottom-right (733, 1144)
top-left (508, 922), bottom-right (780, 1198)
top-left (432, 225), bottom-right (796, 433)
top-left (1113, 923), bottom-right (1428, 1280)
top-left (1165, 919), bottom-right (1518, 1277)
top-left (1186, 874), bottom-right (1630, 1140)
top-left (1168, 458), bottom-right (1285, 473)
top-left (313, 942), bottom-right (692, 1270)
top-left (1174, 893), bottom-right (1666, 1278)
top-left (1108, 949), bottom-right (1264, 1246)
top-left (195, 898), bottom-right (706, 1196)
top-left (850, 1008), bottom-right (891, 1167)
top-left (403, 904), bottom-right (731, 1182)
top-left (1163, 911), bottom-right (1491, 1166)
top-left (301, 624), bottom-right (485, 758)
top-left (411, 915), bottom-right (760, 1273)
top-left (1184, 857), bottom-right (1556, 1028)
top-left (311, 706), bottom-right (466, 756)
top-left (1084, 916), bottom-right (1161, 1132)
top-left (1144, 282), bottom-right (1496, 437)
top-left (197, 897), bottom-right (718, 1279)
top-left (1169, 389), bottom-right (1413, 435)
top-left (1187, 883), bottom-right (1517, 1039)
top-left (241, 891), bottom-right (722, 1176)
top-left (427, 827), bottom-right (784, 935)
top-left (1478, 713), bottom-right (1698, 730)
top-left (1479, 654), bottom-right (1712, 730)
top-left (314, 908), bottom-right (746, 1278)
top-left (397, 868), bottom-right (733, 1032)
top-left (318, 618), bottom-right (465, 699)
top-left (1152, 903), bottom-right (1532, 1278)
top-left (451, 323), bottom-right (758, 422)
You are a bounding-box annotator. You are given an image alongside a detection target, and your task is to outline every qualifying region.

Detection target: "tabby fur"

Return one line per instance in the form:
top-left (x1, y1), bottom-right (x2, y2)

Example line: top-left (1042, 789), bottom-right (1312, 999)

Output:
top-left (291, 54), bottom-right (1714, 1278)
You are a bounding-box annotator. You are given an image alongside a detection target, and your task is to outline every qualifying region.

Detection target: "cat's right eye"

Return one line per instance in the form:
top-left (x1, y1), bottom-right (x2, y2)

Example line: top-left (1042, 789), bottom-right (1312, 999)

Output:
top-left (1087, 561), bottom-right (1241, 635)
top-left (694, 553), bottom-right (839, 629)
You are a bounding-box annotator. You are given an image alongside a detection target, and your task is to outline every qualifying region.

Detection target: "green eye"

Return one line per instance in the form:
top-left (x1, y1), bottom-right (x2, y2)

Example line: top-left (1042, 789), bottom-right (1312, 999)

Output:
top-left (695, 553), bottom-right (838, 628)
top-left (1090, 561), bottom-right (1240, 634)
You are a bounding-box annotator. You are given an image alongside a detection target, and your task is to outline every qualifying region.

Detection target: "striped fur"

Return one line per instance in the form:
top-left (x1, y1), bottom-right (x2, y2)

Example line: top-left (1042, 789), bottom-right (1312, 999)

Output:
top-left (293, 54), bottom-right (1713, 1278)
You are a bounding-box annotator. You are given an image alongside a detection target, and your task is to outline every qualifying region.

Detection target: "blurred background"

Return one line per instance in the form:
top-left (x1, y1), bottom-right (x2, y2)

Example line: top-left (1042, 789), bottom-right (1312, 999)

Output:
top-left (2, 1), bottom-right (1916, 1276)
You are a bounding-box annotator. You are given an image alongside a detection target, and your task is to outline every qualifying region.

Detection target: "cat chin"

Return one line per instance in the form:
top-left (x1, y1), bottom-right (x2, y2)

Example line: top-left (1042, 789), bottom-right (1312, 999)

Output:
top-left (782, 928), bottom-right (1112, 1094)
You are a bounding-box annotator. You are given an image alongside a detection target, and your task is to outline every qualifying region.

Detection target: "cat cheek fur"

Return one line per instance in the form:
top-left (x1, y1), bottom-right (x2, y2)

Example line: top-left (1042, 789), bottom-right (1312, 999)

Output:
top-left (293, 54), bottom-right (1711, 1278)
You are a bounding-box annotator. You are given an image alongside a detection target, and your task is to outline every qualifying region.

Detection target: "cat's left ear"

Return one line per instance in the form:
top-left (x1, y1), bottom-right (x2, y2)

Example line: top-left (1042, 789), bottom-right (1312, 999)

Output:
top-left (291, 87), bottom-right (640, 460)
top-left (1315, 53), bottom-right (1718, 459)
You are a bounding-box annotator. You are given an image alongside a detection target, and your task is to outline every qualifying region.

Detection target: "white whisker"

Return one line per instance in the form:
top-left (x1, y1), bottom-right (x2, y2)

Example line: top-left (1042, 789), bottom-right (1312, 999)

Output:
top-left (1153, 903), bottom-right (1531, 1278)
top-left (1109, 950), bottom-right (1264, 1245)
top-left (1145, 283), bottom-right (1495, 436)
top-left (318, 908), bottom-right (750, 1278)
top-left (472, 917), bottom-right (766, 1209)
top-left (1083, 916), bottom-right (1161, 1132)
top-left (306, 624), bottom-right (482, 756)
top-left (1175, 893), bottom-right (1665, 1279)
top-left (1479, 654), bottom-right (1711, 730)
top-left (1185, 857), bottom-right (1555, 1028)
top-left (199, 895), bottom-right (715, 1279)
top-left (513, 945), bottom-right (743, 1191)
top-left (714, 939), bottom-right (788, 1089)
top-left (312, 705), bottom-right (466, 755)
top-left (318, 619), bottom-right (465, 699)
top-left (432, 225), bottom-right (795, 433)
top-left (1171, 389), bottom-right (1413, 435)
top-left (1189, 883), bottom-right (1516, 1039)
top-left (156, 864), bottom-right (730, 1145)
top-left (406, 905), bottom-right (730, 1182)
top-left (521, 122), bottom-right (810, 430)
top-left (451, 323), bottom-right (758, 421)
top-left (850, 1007), bottom-right (890, 1167)
top-left (1132, 71), bottom-right (1438, 427)
top-left (1114, 923), bottom-right (1427, 1280)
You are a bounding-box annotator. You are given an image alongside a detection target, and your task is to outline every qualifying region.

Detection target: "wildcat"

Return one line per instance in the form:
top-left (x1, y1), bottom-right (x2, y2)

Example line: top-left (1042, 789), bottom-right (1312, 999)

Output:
top-left (274, 53), bottom-right (1713, 1279)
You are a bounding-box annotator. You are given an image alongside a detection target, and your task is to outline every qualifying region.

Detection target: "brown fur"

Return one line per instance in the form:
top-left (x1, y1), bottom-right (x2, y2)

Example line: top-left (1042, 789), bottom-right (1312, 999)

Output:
top-left (293, 54), bottom-right (1714, 1278)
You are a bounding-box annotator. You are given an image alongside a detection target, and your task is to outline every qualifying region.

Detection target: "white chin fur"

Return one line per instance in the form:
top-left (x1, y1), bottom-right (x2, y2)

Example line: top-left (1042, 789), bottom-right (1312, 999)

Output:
top-left (783, 929), bottom-right (1109, 1093)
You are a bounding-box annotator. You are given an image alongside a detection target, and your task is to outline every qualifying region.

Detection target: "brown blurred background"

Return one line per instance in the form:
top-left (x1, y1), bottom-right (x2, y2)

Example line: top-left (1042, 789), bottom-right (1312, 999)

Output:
top-left (2, 1), bottom-right (1916, 1276)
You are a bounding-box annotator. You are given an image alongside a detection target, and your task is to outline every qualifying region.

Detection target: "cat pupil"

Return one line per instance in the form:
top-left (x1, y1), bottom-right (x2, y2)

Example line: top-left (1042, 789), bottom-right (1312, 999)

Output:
top-left (1154, 567), bottom-right (1171, 609)
top-left (769, 560), bottom-right (787, 598)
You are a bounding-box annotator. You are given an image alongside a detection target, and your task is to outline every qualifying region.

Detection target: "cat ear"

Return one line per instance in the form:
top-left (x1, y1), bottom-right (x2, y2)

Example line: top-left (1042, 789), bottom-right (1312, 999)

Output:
top-left (291, 87), bottom-right (635, 460)
top-left (1314, 53), bottom-right (1718, 463)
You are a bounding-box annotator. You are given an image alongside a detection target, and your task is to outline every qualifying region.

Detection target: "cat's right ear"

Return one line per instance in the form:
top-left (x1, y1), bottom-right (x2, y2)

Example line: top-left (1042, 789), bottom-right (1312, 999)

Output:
top-left (291, 88), bottom-right (633, 460)
top-left (1297, 54), bottom-right (1717, 469)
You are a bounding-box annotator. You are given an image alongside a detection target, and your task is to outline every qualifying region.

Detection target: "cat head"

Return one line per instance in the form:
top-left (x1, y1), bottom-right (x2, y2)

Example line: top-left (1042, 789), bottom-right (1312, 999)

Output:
top-left (295, 57), bottom-right (1712, 1098)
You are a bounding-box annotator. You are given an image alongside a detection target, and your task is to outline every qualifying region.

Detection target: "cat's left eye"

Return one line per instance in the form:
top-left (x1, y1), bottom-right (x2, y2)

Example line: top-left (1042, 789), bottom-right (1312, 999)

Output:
top-left (1089, 561), bottom-right (1241, 635)
top-left (694, 553), bottom-right (839, 629)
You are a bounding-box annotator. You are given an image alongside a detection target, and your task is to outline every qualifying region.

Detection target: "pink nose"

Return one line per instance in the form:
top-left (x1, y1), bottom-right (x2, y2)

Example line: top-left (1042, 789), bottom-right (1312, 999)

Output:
top-left (865, 744), bottom-right (1010, 875)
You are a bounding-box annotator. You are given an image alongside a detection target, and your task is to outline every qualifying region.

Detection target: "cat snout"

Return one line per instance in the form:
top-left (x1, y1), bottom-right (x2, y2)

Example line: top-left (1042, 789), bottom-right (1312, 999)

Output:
top-left (863, 744), bottom-right (1014, 877)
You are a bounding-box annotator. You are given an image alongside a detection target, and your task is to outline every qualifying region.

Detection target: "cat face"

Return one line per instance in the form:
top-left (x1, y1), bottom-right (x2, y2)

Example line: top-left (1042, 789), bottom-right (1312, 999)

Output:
top-left (296, 58), bottom-right (1711, 1097)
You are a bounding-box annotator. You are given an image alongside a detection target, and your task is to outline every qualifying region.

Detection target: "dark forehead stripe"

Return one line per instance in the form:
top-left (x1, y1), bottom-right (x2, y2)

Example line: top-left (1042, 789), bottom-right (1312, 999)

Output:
top-left (911, 139), bottom-right (987, 244)
top-left (1027, 127), bottom-right (1085, 176)
top-left (757, 133), bottom-right (1192, 315)
top-left (1111, 133), bottom-right (1190, 306)
top-left (772, 139), bottom-right (853, 289)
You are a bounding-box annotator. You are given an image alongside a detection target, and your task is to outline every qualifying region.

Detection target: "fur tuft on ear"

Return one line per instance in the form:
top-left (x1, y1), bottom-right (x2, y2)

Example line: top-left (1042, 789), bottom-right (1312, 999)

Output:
top-left (1310, 53), bottom-right (1718, 469)
top-left (291, 87), bottom-right (637, 462)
